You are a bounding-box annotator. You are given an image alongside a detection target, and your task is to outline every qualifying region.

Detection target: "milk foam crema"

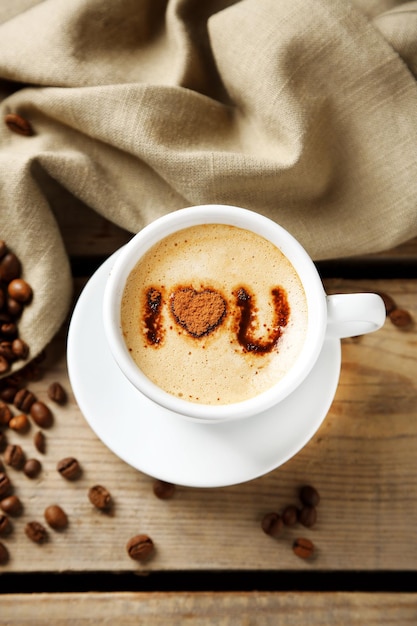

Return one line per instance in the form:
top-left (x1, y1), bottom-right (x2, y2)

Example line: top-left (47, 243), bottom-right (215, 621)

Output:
top-left (121, 224), bottom-right (308, 405)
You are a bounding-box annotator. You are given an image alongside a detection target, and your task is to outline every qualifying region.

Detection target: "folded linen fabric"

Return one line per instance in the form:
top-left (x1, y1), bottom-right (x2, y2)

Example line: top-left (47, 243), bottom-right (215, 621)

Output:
top-left (0, 0), bottom-right (416, 374)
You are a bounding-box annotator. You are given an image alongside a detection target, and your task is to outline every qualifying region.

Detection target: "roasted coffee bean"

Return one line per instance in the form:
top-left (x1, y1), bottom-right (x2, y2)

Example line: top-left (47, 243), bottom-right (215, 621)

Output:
top-left (4, 444), bottom-right (25, 469)
top-left (0, 322), bottom-right (17, 338)
top-left (9, 413), bottom-right (30, 433)
top-left (0, 342), bottom-right (15, 362)
top-left (47, 382), bottom-right (67, 405)
top-left (44, 505), bottom-right (68, 530)
top-left (0, 385), bottom-right (16, 403)
top-left (30, 401), bottom-right (53, 428)
top-left (0, 514), bottom-right (11, 536)
top-left (153, 479), bottom-right (176, 500)
top-left (0, 541), bottom-right (9, 564)
top-left (0, 495), bottom-right (22, 516)
top-left (23, 458), bottom-right (41, 479)
top-left (299, 485), bottom-right (320, 508)
top-left (299, 506), bottom-right (317, 528)
top-left (14, 388), bottom-right (36, 412)
top-left (4, 113), bottom-right (34, 137)
top-left (34, 430), bottom-right (46, 454)
top-left (261, 512), bottom-right (284, 537)
top-left (0, 355), bottom-right (9, 374)
top-left (7, 278), bottom-right (32, 303)
top-left (25, 521), bottom-right (47, 544)
top-left (126, 534), bottom-right (154, 561)
top-left (57, 457), bottom-right (81, 480)
top-left (293, 537), bottom-right (315, 559)
top-left (282, 504), bottom-right (300, 527)
top-left (0, 473), bottom-right (11, 497)
top-left (0, 252), bottom-right (21, 283)
top-left (7, 297), bottom-right (23, 318)
top-left (376, 291), bottom-right (396, 316)
top-left (11, 338), bottom-right (29, 359)
top-left (0, 401), bottom-right (12, 426)
top-left (88, 485), bottom-right (112, 510)
top-left (389, 308), bottom-right (413, 328)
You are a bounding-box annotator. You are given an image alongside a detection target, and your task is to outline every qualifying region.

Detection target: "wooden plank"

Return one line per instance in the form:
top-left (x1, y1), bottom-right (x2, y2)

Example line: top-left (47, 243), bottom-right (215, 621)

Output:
top-left (0, 279), bottom-right (415, 573)
top-left (0, 592), bottom-right (416, 625)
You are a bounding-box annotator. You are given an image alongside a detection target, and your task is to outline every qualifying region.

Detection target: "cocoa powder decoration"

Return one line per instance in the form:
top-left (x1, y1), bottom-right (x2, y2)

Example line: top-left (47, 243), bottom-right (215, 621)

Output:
top-left (170, 287), bottom-right (227, 337)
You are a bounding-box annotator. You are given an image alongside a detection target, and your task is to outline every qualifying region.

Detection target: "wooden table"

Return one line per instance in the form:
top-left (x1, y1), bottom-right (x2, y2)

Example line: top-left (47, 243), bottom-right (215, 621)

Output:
top-left (1, 202), bottom-right (416, 624)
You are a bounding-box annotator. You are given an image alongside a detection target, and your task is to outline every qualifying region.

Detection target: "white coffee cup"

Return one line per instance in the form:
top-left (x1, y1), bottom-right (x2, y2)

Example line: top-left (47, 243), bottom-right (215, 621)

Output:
top-left (103, 205), bottom-right (385, 422)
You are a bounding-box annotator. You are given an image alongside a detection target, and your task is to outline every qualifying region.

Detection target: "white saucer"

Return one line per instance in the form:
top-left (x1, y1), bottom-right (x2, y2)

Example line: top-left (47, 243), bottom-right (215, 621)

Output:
top-left (67, 251), bottom-right (341, 488)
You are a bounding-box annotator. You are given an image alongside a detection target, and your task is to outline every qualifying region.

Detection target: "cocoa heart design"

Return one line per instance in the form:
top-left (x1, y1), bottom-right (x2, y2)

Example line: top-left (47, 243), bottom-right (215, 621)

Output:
top-left (170, 288), bottom-right (227, 337)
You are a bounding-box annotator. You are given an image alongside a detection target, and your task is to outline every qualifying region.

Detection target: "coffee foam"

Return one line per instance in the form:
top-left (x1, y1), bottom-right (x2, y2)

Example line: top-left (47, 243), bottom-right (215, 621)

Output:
top-left (121, 224), bottom-right (308, 405)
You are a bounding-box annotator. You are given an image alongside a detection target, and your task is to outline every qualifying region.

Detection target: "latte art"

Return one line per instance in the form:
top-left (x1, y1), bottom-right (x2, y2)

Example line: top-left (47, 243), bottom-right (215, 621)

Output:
top-left (121, 224), bottom-right (308, 405)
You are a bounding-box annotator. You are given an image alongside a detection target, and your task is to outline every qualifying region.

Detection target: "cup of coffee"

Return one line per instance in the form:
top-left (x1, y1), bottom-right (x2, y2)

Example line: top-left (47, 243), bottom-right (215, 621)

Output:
top-left (103, 205), bottom-right (385, 422)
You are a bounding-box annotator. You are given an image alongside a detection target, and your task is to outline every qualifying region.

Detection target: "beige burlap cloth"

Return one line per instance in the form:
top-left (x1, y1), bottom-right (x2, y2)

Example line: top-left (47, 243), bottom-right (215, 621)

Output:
top-left (1, 0), bottom-right (417, 374)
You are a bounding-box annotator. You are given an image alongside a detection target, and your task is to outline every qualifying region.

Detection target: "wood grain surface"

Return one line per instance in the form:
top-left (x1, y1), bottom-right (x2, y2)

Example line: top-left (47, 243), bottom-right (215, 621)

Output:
top-left (0, 278), bottom-right (415, 574)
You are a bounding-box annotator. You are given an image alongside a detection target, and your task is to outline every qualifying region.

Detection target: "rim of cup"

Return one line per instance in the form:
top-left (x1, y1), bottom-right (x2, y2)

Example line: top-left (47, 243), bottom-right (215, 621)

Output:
top-left (102, 205), bottom-right (327, 422)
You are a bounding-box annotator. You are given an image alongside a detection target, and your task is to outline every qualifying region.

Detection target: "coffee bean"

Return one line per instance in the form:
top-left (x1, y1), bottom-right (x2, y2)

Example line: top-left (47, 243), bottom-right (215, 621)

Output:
top-left (299, 485), bottom-right (320, 508)
top-left (376, 292), bottom-right (396, 316)
top-left (7, 279), bottom-right (32, 303)
top-left (4, 113), bottom-right (34, 137)
top-left (0, 514), bottom-right (11, 536)
top-left (47, 382), bottom-right (67, 405)
top-left (153, 479), bottom-right (176, 500)
top-left (7, 297), bottom-right (23, 318)
top-left (282, 504), bottom-right (299, 527)
top-left (0, 385), bottom-right (16, 404)
top-left (25, 521), bottom-right (47, 544)
top-left (88, 485), bottom-right (112, 510)
top-left (389, 308), bottom-right (413, 328)
top-left (44, 505), bottom-right (68, 530)
top-left (0, 430), bottom-right (7, 452)
top-left (23, 458), bottom-right (41, 479)
top-left (0, 401), bottom-right (12, 426)
top-left (30, 401), bottom-right (53, 428)
top-left (14, 388), bottom-right (36, 412)
top-left (0, 252), bottom-right (21, 283)
top-left (34, 430), bottom-right (46, 454)
top-left (0, 473), bottom-right (11, 497)
top-left (0, 495), bottom-right (22, 516)
top-left (0, 342), bottom-right (15, 362)
top-left (0, 355), bottom-right (9, 374)
top-left (261, 512), bottom-right (284, 537)
top-left (9, 413), bottom-right (30, 433)
top-left (11, 338), bottom-right (29, 360)
top-left (4, 444), bottom-right (25, 470)
top-left (57, 457), bottom-right (81, 480)
top-left (299, 506), bottom-right (317, 528)
top-left (126, 534), bottom-right (154, 561)
top-left (293, 537), bottom-right (315, 559)
top-left (0, 541), bottom-right (9, 564)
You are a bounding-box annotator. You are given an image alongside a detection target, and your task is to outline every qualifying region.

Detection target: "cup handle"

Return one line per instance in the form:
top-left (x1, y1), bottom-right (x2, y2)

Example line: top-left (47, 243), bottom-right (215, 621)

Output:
top-left (326, 293), bottom-right (386, 339)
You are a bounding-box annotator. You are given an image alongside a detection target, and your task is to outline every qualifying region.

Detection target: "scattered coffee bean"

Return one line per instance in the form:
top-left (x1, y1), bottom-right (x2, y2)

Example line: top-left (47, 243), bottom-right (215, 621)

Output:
top-left (11, 338), bottom-right (29, 359)
top-left (299, 485), bottom-right (320, 508)
top-left (261, 512), bottom-right (284, 537)
top-left (47, 382), bottom-right (67, 405)
top-left (0, 401), bottom-right (12, 426)
top-left (293, 537), bottom-right (315, 559)
top-left (25, 520), bottom-right (47, 544)
top-left (126, 534), bottom-right (154, 561)
top-left (0, 385), bottom-right (16, 403)
top-left (23, 458), bottom-right (41, 479)
top-left (4, 113), bottom-right (34, 137)
top-left (298, 506), bottom-right (317, 528)
top-left (57, 457), bottom-right (81, 480)
top-left (0, 252), bottom-right (21, 282)
top-left (44, 505), bottom-right (68, 530)
top-left (4, 444), bottom-right (25, 469)
top-left (0, 473), bottom-right (11, 497)
top-left (153, 479), bottom-right (176, 500)
top-left (30, 401), bottom-right (53, 428)
top-left (7, 279), bottom-right (32, 303)
top-left (88, 485), bottom-right (112, 510)
top-left (0, 494), bottom-right (22, 516)
top-left (0, 514), bottom-right (11, 536)
top-left (14, 388), bottom-right (36, 412)
top-left (0, 541), bottom-right (9, 564)
top-left (389, 308), bottom-right (413, 328)
top-left (33, 430), bottom-right (46, 454)
top-left (282, 504), bottom-right (299, 527)
top-left (9, 413), bottom-right (30, 433)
